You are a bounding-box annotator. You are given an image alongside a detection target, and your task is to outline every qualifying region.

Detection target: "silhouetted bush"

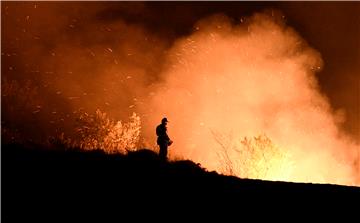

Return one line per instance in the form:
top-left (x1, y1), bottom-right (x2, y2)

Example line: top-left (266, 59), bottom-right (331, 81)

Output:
top-left (213, 132), bottom-right (293, 181)
top-left (59, 109), bottom-right (141, 154)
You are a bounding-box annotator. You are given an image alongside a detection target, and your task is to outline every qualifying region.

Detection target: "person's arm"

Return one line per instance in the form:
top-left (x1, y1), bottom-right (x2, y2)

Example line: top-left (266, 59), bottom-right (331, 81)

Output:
top-left (163, 126), bottom-right (170, 141)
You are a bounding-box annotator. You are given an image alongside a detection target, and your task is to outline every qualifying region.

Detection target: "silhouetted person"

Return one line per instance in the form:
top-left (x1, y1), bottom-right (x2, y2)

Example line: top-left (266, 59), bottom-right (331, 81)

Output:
top-left (156, 117), bottom-right (173, 161)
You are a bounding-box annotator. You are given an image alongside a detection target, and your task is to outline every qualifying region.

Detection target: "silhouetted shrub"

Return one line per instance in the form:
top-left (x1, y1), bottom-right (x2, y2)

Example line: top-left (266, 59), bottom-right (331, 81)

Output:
top-left (60, 109), bottom-right (141, 154)
top-left (213, 131), bottom-right (293, 181)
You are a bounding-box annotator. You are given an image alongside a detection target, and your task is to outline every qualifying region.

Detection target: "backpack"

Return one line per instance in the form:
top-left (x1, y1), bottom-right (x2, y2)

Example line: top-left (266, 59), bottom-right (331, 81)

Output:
top-left (156, 125), bottom-right (162, 137)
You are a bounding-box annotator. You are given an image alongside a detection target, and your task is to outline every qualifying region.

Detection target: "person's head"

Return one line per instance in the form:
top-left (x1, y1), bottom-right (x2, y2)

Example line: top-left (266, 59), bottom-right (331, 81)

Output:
top-left (161, 117), bottom-right (168, 125)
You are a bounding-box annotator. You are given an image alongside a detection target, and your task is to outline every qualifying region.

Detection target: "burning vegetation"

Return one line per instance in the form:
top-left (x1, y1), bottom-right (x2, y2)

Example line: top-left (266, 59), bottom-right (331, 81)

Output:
top-left (213, 132), bottom-right (293, 181)
top-left (54, 110), bottom-right (141, 154)
top-left (1, 2), bottom-right (359, 186)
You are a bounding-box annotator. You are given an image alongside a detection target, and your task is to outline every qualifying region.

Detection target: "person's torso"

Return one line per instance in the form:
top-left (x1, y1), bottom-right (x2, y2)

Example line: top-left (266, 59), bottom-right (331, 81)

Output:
top-left (156, 124), bottom-right (168, 139)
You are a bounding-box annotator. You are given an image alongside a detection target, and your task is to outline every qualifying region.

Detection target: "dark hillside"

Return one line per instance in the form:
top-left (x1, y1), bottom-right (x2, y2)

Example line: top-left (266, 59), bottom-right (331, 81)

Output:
top-left (2, 143), bottom-right (359, 221)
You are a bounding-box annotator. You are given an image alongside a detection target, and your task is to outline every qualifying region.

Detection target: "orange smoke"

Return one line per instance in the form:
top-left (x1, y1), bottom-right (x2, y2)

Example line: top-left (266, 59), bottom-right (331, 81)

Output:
top-left (140, 12), bottom-right (359, 185)
top-left (2, 3), bottom-right (359, 186)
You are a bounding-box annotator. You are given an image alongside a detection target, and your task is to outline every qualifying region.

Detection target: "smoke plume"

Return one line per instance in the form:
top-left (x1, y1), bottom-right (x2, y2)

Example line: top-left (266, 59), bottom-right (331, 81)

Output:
top-left (140, 12), bottom-right (359, 185)
top-left (2, 3), bottom-right (359, 185)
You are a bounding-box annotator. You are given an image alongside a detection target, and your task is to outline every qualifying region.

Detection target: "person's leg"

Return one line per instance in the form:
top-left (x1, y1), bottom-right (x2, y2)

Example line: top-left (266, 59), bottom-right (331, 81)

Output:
top-left (159, 144), bottom-right (168, 161)
top-left (163, 145), bottom-right (168, 160)
top-left (159, 144), bottom-right (165, 160)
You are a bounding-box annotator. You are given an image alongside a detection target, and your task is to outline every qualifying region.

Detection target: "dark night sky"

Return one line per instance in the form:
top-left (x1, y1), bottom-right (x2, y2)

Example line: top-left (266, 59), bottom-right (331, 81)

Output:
top-left (2, 1), bottom-right (359, 141)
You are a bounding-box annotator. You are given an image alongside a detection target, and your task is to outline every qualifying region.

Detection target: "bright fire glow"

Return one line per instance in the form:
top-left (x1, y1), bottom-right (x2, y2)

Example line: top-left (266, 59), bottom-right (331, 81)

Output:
top-left (141, 12), bottom-right (359, 185)
top-left (2, 3), bottom-right (359, 186)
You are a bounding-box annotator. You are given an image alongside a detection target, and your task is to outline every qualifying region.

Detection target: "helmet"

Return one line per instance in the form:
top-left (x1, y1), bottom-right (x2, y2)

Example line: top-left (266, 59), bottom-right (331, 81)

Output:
top-left (161, 117), bottom-right (169, 124)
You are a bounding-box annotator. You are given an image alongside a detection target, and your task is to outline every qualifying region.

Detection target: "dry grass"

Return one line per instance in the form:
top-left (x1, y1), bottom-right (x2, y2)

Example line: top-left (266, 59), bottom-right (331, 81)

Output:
top-left (213, 131), bottom-right (293, 181)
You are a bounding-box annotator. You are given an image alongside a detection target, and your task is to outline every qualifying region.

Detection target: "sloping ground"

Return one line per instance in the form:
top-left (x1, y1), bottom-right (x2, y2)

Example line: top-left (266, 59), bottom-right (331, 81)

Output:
top-left (2, 143), bottom-right (360, 221)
